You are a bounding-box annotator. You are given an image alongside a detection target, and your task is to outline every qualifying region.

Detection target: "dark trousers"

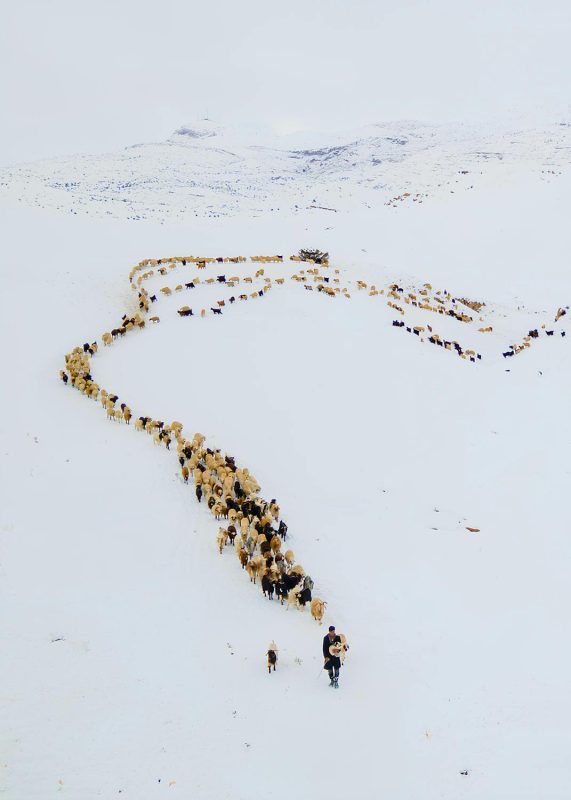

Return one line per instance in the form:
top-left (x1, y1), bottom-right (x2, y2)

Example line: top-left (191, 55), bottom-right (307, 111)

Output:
top-left (326, 655), bottom-right (341, 680)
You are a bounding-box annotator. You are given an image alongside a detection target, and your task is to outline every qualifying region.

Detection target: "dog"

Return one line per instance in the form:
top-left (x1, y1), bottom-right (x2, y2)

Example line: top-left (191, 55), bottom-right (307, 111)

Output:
top-left (267, 641), bottom-right (278, 673)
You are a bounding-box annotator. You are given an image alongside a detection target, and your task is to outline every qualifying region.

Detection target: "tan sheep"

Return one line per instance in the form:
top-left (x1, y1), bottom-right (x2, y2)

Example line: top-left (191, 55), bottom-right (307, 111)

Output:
top-left (310, 598), bottom-right (327, 624)
top-left (216, 527), bottom-right (228, 554)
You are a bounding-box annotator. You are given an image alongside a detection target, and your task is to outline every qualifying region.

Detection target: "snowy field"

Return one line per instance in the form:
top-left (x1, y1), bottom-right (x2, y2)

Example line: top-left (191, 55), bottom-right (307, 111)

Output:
top-left (1, 134), bottom-right (571, 799)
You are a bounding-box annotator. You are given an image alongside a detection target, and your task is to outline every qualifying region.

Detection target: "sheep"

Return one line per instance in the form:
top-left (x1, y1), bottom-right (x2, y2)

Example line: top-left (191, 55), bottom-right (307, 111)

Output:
top-left (286, 584), bottom-right (303, 610)
top-left (216, 527), bottom-right (228, 554)
top-left (310, 598), bottom-right (327, 624)
top-left (150, 316), bottom-right (160, 323)
top-left (262, 573), bottom-right (275, 600)
top-left (284, 549), bottom-right (295, 566)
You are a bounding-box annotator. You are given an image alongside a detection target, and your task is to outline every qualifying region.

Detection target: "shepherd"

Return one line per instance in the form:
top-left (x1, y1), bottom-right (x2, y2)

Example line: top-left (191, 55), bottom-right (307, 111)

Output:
top-left (323, 625), bottom-right (348, 689)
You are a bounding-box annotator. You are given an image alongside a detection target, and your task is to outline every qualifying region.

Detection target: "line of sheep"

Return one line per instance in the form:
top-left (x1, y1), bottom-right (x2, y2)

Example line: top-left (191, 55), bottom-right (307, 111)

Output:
top-left (60, 251), bottom-right (332, 627)
top-left (126, 249), bottom-right (568, 374)
top-left (502, 320), bottom-right (567, 358)
top-left (391, 320), bottom-right (482, 362)
top-left (383, 281), bottom-right (567, 363)
top-left (128, 252), bottom-right (510, 370)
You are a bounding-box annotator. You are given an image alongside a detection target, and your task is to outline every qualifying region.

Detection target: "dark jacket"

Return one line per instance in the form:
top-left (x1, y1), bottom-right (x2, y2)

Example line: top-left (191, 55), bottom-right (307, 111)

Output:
top-left (323, 634), bottom-right (342, 670)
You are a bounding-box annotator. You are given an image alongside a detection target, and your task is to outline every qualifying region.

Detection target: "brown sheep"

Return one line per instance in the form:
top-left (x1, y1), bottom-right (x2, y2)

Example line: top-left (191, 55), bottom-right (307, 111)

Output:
top-left (216, 527), bottom-right (228, 554)
top-left (310, 598), bottom-right (327, 624)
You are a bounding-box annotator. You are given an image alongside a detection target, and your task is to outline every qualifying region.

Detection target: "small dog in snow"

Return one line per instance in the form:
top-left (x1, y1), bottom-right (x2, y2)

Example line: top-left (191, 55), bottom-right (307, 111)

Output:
top-left (267, 641), bottom-right (278, 673)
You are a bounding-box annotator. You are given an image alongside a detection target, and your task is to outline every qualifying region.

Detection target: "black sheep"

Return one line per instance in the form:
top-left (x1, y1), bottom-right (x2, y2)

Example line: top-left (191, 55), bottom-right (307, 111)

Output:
top-left (283, 572), bottom-right (302, 591)
top-left (275, 581), bottom-right (287, 604)
top-left (298, 587), bottom-right (312, 606)
top-left (262, 575), bottom-right (275, 600)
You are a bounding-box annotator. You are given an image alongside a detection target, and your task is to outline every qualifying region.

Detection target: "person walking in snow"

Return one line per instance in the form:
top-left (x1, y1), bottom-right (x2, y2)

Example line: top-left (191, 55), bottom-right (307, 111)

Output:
top-left (323, 625), bottom-right (345, 688)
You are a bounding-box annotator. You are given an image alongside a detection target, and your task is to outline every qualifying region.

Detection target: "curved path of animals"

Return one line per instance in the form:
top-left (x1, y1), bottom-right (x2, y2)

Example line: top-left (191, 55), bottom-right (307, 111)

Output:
top-left (60, 251), bottom-right (568, 621)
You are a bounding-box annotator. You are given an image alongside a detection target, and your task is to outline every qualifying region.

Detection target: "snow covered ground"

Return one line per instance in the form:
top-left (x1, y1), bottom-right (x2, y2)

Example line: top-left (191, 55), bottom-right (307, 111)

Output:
top-left (1, 125), bottom-right (571, 799)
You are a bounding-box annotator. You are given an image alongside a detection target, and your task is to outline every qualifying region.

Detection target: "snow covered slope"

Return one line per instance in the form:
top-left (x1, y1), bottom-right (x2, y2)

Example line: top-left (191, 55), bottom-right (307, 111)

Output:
top-left (1, 119), bottom-right (571, 222)
top-left (1, 125), bottom-right (571, 800)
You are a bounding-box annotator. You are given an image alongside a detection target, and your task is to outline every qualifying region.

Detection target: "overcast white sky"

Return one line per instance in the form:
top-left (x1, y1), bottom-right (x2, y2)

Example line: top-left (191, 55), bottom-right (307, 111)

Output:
top-left (1, 0), bottom-right (570, 166)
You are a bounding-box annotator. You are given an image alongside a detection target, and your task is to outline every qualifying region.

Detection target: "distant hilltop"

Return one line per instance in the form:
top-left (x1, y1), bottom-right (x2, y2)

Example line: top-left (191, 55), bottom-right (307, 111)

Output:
top-left (1, 119), bottom-right (570, 222)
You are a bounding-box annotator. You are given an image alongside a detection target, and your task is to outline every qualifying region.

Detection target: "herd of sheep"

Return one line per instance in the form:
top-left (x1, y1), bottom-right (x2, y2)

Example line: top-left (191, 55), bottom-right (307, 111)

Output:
top-left (60, 248), bottom-right (567, 631)
top-left (59, 251), bottom-right (338, 625)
